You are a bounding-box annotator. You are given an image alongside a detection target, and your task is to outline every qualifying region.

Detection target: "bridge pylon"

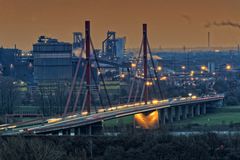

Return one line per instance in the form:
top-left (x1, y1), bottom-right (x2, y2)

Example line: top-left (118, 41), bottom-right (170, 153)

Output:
top-left (63, 21), bottom-right (112, 116)
top-left (128, 24), bottom-right (163, 104)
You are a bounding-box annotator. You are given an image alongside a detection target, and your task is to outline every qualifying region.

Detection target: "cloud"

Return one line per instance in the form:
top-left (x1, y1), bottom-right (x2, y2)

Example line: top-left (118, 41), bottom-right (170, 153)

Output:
top-left (205, 21), bottom-right (240, 29)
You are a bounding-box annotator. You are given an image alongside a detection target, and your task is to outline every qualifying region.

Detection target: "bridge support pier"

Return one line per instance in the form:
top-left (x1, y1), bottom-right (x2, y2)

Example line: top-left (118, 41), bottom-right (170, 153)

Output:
top-left (70, 128), bottom-right (75, 136)
top-left (175, 106), bottom-right (181, 121)
top-left (58, 130), bottom-right (63, 136)
top-left (189, 105), bottom-right (194, 118)
top-left (168, 107), bottom-right (175, 123)
top-left (159, 108), bottom-right (167, 125)
top-left (195, 104), bottom-right (200, 116)
top-left (201, 103), bottom-right (207, 115)
top-left (52, 122), bottom-right (103, 136)
top-left (183, 105), bottom-right (188, 119)
top-left (76, 127), bottom-right (81, 136)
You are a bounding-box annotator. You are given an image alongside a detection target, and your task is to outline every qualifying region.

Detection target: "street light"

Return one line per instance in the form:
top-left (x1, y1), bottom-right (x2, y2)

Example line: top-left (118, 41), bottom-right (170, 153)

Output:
top-left (190, 70), bottom-right (194, 76)
top-left (157, 66), bottom-right (162, 71)
top-left (201, 65), bottom-right (208, 71)
top-left (146, 81), bottom-right (153, 86)
top-left (131, 63), bottom-right (136, 68)
top-left (181, 65), bottom-right (186, 70)
top-left (120, 73), bottom-right (125, 79)
top-left (226, 64), bottom-right (231, 70)
top-left (160, 76), bottom-right (167, 81)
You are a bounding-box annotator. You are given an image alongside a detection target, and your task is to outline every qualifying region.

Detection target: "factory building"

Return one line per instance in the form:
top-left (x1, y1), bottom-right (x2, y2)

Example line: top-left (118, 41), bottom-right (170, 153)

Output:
top-left (102, 31), bottom-right (126, 61)
top-left (0, 46), bottom-right (21, 76)
top-left (33, 36), bottom-right (72, 83)
top-left (14, 51), bottom-right (34, 83)
top-left (116, 37), bottom-right (126, 59)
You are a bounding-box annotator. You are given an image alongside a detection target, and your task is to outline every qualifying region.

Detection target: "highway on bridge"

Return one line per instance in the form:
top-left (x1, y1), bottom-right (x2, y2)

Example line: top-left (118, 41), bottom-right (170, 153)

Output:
top-left (0, 94), bottom-right (224, 135)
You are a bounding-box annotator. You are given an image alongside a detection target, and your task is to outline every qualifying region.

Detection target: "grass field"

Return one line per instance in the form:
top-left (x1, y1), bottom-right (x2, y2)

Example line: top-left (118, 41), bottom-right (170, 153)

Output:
top-left (175, 106), bottom-right (240, 126)
top-left (103, 106), bottom-right (240, 127)
top-left (103, 115), bottom-right (133, 127)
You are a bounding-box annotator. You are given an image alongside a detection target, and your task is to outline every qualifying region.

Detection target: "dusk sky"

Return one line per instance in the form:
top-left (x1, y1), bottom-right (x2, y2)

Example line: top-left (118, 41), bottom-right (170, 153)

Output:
top-left (0, 0), bottom-right (240, 50)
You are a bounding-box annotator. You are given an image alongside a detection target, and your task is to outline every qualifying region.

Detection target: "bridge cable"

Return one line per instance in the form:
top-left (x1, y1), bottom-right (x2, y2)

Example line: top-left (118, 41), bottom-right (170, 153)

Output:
top-left (140, 84), bottom-right (145, 102)
top-left (90, 67), bottom-right (105, 111)
top-left (134, 79), bottom-right (141, 102)
top-left (81, 91), bottom-right (88, 113)
top-left (147, 40), bottom-right (164, 99)
top-left (90, 38), bottom-right (112, 108)
top-left (64, 47), bottom-right (84, 115)
top-left (73, 64), bottom-right (87, 113)
top-left (147, 65), bottom-right (158, 98)
top-left (128, 39), bottom-right (143, 103)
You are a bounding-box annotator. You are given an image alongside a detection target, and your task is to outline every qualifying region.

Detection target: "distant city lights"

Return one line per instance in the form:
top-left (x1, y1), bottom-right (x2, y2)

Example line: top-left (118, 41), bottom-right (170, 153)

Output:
top-left (131, 63), bottom-right (136, 68)
top-left (157, 66), bottom-right (162, 71)
top-left (145, 81), bottom-right (153, 86)
top-left (201, 65), bottom-right (208, 71)
top-left (226, 64), bottom-right (231, 70)
top-left (181, 65), bottom-right (186, 70)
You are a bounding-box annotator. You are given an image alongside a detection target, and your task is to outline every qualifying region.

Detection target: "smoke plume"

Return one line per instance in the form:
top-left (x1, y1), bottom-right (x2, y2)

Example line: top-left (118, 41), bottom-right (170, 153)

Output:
top-left (181, 14), bottom-right (191, 24)
top-left (205, 21), bottom-right (240, 29)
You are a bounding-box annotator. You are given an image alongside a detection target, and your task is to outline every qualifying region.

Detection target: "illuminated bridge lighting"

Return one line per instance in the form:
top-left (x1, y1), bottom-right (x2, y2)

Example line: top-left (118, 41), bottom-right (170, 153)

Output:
top-left (134, 111), bottom-right (159, 129)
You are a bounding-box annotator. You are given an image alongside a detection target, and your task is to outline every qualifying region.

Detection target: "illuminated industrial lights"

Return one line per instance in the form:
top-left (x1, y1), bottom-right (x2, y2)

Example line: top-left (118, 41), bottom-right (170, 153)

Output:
top-left (131, 63), bottom-right (136, 68)
top-left (160, 76), bottom-right (167, 81)
top-left (20, 81), bottom-right (24, 85)
top-left (145, 81), bottom-right (153, 86)
top-left (10, 64), bottom-right (14, 69)
top-left (181, 65), bottom-right (186, 70)
top-left (190, 70), bottom-right (194, 76)
top-left (157, 66), bottom-right (162, 71)
top-left (226, 64), bottom-right (231, 70)
top-left (120, 73), bottom-right (125, 78)
top-left (188, 93), bottom-right (192, 97)
top-left (201, 65), bottom-right (208, 71)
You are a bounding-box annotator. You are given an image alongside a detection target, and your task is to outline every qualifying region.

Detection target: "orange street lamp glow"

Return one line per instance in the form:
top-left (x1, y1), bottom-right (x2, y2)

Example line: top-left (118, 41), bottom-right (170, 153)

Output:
top-left (120, 73), bottom-right (125, 78)
top-left (131, 63), bottom-right (136, 68)
top-left (190, 70), bottom-right (194, 76)
top-left (160, 76), bottom-right (167, 81)
top-left (201, 65), bottom-right (208, 71)
top-left (226, 64), bottom-right (231, 70)
top-left (146, 81), bottom-right (153, 86)
top-left (157, 66), bottom-right (162, 71)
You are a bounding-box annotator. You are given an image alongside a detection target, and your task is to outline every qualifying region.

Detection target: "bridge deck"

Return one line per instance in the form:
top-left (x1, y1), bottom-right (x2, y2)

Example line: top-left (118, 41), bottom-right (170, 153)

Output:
top-left (1, 94), bottom-right (224, 135)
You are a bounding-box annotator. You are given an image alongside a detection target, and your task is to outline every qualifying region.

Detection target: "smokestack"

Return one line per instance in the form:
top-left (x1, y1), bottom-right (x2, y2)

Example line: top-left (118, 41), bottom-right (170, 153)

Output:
top-left (208, 32), bottom-right (210, 49)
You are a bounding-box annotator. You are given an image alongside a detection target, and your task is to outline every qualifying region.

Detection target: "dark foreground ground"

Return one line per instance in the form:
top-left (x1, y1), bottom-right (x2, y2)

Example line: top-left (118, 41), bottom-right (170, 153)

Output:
top-left (1, 131), bottom-right (240, 160)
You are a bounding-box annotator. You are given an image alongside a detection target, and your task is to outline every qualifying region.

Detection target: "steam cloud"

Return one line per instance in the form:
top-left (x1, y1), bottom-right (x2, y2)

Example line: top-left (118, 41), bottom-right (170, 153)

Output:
top-left (205, 21), bottom-right (240, 29)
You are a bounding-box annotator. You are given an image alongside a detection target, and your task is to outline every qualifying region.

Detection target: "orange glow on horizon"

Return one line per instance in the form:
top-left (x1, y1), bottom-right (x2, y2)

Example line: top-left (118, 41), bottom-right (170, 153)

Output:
top-left (0, 0), bottom-right (239, 50)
